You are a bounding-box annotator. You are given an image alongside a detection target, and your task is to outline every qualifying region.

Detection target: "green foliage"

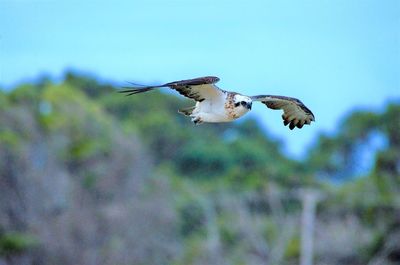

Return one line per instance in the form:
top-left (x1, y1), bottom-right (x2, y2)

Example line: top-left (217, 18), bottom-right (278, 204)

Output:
top-left (284, 235), bottom-right (300, 259)
top-left (1, 72), bottom-right (399, 265)
top-left (341, 111), bottom-right (379, 140)
top-left (176, 139), bottom-right (234, 178)
top-left (179, 201), bottom-right (206, 236)
top-left (0, 90), bottom-right (9, 110)
top-left (8, 84), bottom-right (40, 104)
top-left (39, 84), bottom-right (113, 166)
top-left (380, 103), bottom-right (400, 146)
top-left (219, 225), bottom-right (239, 248)
top-left (0, 232), bottom-right (38, 255)
top-left (64, 70), bottom-right (114, 98)
top-left (82, 172), bottom-right (98, 189)
top-left (0, 130), bottom-right (20, 148)
top-left (306, 103), bottom-right (400, 182)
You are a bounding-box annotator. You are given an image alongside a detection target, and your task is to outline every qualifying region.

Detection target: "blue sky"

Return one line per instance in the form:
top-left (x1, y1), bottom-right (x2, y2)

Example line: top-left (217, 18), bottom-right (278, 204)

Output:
top-left (1, 0), bottom-right (399, 158)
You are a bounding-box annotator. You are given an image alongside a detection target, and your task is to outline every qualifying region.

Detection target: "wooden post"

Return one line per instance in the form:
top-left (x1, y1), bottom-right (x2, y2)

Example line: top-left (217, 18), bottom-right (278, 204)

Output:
top-left (300, 190), bottom-right (323, 265)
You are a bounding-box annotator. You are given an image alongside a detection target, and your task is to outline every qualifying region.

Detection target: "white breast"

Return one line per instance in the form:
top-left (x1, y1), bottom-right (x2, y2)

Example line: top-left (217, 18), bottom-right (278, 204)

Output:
top-left (192, 94), bottom-right (234, 123)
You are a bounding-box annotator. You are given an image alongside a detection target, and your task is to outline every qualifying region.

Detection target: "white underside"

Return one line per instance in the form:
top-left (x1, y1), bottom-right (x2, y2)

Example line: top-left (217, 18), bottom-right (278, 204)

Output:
top-left (190, 100), bottom-right (249, 123)
top-left (191, 112), bottom-right (234, 123)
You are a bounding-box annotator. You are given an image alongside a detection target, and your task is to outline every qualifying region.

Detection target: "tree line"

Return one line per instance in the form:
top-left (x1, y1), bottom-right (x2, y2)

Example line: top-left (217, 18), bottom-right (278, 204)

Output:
top-left (0, 72), bottom-right (399, 265)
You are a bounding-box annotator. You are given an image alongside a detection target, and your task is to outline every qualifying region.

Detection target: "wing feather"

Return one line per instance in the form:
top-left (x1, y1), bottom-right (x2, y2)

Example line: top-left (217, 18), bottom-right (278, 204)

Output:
top-left (251, 95), bottom-right (315, 130)
top-left (119, 76), bottom-right (225, 102)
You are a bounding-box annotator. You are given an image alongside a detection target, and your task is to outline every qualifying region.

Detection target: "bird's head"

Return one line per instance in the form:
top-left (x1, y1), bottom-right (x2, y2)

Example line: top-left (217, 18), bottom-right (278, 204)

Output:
top-left (232, 94), bottom-right (252, 118)
top-left (233, 94), bottom-right (252, 110)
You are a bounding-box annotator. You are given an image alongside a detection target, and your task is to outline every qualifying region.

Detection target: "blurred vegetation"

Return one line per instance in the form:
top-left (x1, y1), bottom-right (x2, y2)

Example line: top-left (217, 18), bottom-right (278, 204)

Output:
top-left (0, 232), bottom-right (38, 256)
top-left (0, 71), bottom-right (399, 265)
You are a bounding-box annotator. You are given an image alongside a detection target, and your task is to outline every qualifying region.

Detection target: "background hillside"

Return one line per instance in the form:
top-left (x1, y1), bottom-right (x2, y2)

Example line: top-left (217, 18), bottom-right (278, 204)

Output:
top-left (0, 72), bottom-right (399, 265)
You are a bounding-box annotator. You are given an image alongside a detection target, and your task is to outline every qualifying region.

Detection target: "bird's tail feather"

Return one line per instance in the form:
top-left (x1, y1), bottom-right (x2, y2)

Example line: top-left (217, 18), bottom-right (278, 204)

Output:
top-left (118, 86), bottom-right (157, 96)
top-left (118, 81), bottom-right (167, 96)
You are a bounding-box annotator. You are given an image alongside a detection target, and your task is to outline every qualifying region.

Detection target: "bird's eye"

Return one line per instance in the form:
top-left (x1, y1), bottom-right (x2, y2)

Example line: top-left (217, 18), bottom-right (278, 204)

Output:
top-left (241, 101), bottom-right (247, 106)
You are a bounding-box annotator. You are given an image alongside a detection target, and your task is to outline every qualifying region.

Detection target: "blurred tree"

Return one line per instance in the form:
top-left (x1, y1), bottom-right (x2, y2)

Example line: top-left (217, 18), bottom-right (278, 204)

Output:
top-left (64, 71), bottom-right (114, 98)
top-left (371, 103), bottom-right (400, 201)
top-left (0, 82), bottom-right (180, 265)
top-left (1, 73), bottom-right (398, 265)
top-left (307, 110), bottom-right (382, 181)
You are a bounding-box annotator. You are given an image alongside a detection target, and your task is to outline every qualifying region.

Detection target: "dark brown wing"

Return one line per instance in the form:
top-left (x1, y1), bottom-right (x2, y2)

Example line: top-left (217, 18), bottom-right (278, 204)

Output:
top-left (251, 95), bottom-right (315, 130)
top-left (119, 76), bottom-right (225, 102)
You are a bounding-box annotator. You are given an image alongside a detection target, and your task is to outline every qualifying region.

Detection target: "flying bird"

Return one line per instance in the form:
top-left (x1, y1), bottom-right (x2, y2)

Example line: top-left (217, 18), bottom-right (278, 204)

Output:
top-left (119, 76), bottom-right (315, 130)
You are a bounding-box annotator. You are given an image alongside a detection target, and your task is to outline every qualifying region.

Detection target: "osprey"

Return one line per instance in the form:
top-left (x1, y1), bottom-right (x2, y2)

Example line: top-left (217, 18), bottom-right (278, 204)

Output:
top-left (120, 76), bottom-right (315, 130)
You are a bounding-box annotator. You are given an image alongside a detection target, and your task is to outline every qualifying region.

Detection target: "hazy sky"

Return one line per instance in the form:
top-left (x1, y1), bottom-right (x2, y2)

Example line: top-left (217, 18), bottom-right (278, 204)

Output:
top-left (1, 0), bottom-right (399, 158)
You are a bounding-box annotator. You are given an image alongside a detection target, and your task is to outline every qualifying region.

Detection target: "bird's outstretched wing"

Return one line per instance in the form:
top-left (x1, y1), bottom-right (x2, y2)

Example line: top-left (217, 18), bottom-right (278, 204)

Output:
top-left (119, 76), bottom-right (225, 102)
top-left (251, 95), bottom-right (315, 130)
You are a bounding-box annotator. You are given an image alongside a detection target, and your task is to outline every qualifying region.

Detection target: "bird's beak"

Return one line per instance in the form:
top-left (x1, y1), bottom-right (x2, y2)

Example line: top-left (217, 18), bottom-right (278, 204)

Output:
top-left (247, 103), bottom-right (252, 110)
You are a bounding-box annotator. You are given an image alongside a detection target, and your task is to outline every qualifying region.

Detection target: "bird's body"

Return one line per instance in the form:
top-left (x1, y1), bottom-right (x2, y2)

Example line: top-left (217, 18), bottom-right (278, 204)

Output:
top-left (120, 76), bottom-right (315, 130)
top-left (182, 91), bottom-right (252, 124)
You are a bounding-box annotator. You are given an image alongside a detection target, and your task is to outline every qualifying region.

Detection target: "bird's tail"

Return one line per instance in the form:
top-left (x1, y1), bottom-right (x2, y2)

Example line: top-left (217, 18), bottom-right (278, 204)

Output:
top-left (118, 82), bottom-right (165, 96)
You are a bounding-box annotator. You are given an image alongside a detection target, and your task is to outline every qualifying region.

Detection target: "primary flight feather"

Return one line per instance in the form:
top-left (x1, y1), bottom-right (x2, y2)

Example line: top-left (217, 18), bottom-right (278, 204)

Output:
top-left (119, 76), bottom-right (315, 130)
